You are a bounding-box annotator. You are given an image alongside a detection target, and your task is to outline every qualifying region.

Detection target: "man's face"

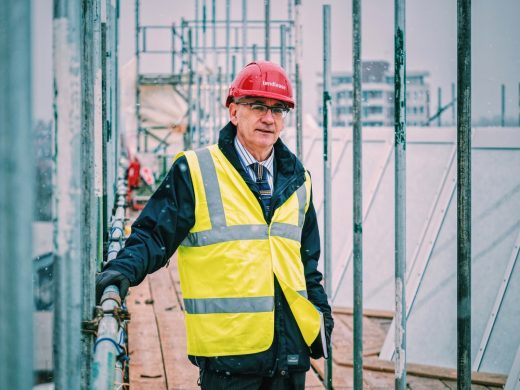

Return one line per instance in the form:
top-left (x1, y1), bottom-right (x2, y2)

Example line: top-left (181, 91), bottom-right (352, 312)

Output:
top-left (229, 97), bottom-right (288, 156)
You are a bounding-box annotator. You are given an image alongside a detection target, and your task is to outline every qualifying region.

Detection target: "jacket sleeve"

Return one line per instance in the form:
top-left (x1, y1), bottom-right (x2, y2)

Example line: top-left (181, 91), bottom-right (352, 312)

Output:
top-left (104, 155), bottom-right (195, 285)
top-left (301, 186), bottom-right (334, 348)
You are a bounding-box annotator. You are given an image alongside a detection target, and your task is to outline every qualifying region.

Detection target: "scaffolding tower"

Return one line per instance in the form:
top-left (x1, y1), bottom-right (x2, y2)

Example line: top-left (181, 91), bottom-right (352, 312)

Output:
top-left (134, 0), bottom-right (299, 156)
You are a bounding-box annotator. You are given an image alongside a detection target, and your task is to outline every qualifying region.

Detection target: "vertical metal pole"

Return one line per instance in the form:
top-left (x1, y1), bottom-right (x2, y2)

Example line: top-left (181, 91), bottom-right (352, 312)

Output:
top-left (352, 0), bottom-right (363, 388)
top-left (218, 66), bottom-right (223, 133)
top-left (280, 25), bottom-right (287, 69)
top-left (322, 5), bottom-right (333, 390)
top-left (93, 0), bottom-right (104, 272)
top-left (287, 0), bottom-right (294, 85)
top-left (242, 0), bottom-right (248, 66)
top-left (437, 86), bottom-right (442, 126)
top-left (195, 0), bottom-right (199, 53)
top-left (171, 23), bottom-right (176, 74)
top-left (232, 55), bottom-right (237, 82)
top-left (53, 0), bottom-right (83, 388)
top-left (135, 0), bottom-right (141, 152)
top-left (426, 89), bottom-right (431, 126)
top-left (186, 28), bottom-right (194, 150)
top-left (452, 82), bottom-right (456, 126)
top-left (294, 0), bottom-right (303, 160)
top-left (212, 0), bottom-right (218, 142)
top-left (394, 0), bottom-right (407, 388)
top-left (101, 0), bottom-right (108, 251)
top-left (265, 0), bottom-right (271, 60)
top-left (501, 84), bottom-right (505, 127)
top-left (0, 1), bottom-right (33, 389)
top-left (457, 0), bottom-right (471, 388)
top-left (203, 0), bottom-right (207, 68)
top-left (226, 0), bottom-right (230, 82)
top-left (81, 0), bottom-right (99, 387)
top-left (253, 44), bottom-right (258, 61)
top-left (197, 74), bottom-right (202, 147)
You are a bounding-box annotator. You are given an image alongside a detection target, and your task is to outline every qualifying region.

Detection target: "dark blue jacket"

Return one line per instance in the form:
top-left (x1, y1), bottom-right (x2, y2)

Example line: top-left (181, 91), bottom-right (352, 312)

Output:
top-left (105, 122), bottom-right (333, 376)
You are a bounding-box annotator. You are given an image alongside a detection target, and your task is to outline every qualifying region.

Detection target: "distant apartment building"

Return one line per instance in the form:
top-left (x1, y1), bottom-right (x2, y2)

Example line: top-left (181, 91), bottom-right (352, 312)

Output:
top-left (317, 61), bottom-right (430, 126)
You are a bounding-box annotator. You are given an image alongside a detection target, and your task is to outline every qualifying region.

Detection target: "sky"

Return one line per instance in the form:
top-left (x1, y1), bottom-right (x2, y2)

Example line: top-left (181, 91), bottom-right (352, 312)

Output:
top-left (33, 0), bottom-right (520, 124)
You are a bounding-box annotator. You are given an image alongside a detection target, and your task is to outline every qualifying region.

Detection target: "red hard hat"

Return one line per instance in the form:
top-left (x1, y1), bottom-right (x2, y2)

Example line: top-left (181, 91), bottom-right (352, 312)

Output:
top-left (226, 61), bottom-right (294, 108)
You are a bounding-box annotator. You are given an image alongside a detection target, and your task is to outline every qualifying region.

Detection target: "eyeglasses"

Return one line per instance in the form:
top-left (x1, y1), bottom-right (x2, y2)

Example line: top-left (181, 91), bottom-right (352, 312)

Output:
top-left (236, 102), bottom-right (290, 119)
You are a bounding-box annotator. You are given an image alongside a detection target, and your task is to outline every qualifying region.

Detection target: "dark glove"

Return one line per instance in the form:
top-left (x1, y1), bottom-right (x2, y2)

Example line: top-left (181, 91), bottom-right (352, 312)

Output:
top-left (310, 312), bottom-right (333, 359)
top-left (95, 269), bottom-right (130, 304)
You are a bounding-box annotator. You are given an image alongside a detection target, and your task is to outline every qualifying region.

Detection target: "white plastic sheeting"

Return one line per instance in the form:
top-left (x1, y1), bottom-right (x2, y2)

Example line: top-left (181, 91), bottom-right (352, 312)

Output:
top-left (283, 125), bottom-right (520, 375)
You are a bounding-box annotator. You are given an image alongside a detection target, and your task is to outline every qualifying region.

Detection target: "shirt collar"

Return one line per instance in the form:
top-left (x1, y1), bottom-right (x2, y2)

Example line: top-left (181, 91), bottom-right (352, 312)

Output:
top-left (234, 136), bottom-right (274, 176)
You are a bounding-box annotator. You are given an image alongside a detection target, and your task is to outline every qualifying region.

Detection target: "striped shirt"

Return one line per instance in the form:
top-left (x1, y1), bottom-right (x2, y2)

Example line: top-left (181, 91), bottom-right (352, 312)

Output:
top-left (234, 136), bottom-right (274, 194)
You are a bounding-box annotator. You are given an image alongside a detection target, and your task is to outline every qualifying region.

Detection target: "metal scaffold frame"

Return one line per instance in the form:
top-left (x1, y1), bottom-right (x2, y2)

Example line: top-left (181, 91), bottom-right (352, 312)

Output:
top-left (134, 0), bottom-right (299, 155)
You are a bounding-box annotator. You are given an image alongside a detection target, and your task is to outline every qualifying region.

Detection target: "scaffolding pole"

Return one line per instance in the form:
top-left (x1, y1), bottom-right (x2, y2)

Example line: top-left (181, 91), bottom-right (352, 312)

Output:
top-left (81, 0), bottom-right (101, 387)
top-left (186, 28), bottom-right (194, 150)
top-left (135, 0), bottom-right (141, 152)
top-left (457, 0), bottom-right (471, 388)
top-left (225, 0), bottom-right (230, 82)
top-left (501, 84), bottom-right (505, 127)
top-left (265, 0), bottom-right (271, 60)
top-left (438, 86), bottom-right (442, 126)
top-left (280, 24), bottom-right (287, 68)
top-left (452, 82), bottom-right (456, 126)
top-left (322, 5), bottom-right (333, 390)
top-left (0, 1), bottom-right (33, 389)
top-left (242, 0), bottom-right (248, 66)
top-left (93, 0), bottom-right (104, 271)
top-left (394, 0), bottom-right (407, 388)
top-left (294, 0), bottom-right (303, 160)
top-left (53, 0), bottom-right (83, 387)
top-left (212, 0), bottom-right (218, 141)
top-left (352, 0), bottom-right (363, 388)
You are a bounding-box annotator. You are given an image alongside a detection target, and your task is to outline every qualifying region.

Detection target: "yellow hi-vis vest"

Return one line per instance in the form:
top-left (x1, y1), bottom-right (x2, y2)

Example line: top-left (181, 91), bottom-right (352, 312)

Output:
top-left (177, 144), bottom-right (321, 357)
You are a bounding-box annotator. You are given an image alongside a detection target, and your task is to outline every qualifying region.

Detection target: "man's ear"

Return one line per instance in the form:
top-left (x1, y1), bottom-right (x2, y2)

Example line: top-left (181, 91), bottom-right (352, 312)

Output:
top-left (229, 103), bottom-right (238, 126)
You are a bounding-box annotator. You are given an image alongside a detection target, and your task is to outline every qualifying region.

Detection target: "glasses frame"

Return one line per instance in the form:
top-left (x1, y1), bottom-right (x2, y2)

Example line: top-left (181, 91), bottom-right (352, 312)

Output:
top-left (235, 101), bottom-right (290, 119)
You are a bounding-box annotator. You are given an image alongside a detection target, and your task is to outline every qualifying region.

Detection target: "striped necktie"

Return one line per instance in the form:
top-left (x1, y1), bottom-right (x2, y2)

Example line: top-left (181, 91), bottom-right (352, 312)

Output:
top-left (250, 162), bottom-right (271, 214)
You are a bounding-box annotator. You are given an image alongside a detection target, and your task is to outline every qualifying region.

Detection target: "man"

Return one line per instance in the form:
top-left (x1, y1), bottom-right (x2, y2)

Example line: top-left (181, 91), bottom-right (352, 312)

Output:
top-left (96, 60), bottom-right (334, 389)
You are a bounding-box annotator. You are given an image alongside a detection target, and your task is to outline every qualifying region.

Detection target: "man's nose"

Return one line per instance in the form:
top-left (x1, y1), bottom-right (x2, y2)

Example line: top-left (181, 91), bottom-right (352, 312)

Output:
top-left (261, 108), bottom-right (275, 124)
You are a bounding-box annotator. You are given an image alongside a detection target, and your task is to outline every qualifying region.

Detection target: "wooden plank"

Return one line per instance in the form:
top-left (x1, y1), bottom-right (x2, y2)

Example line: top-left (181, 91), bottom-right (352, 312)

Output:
top-left (149, 266), bottom-right (199, 390)
top-left (335, 357), bottom-right (507, 387)
top-left (305, 368), bottom-right (324, 388)
top-left (127, 277), bottom-right (167, 390)
top-left (334, 306), bottom-right (395, 319)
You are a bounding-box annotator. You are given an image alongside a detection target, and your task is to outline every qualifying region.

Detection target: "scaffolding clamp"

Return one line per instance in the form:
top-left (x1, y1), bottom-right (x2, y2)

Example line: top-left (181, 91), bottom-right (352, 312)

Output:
top-left (81, 306), bottom-right (105, 336)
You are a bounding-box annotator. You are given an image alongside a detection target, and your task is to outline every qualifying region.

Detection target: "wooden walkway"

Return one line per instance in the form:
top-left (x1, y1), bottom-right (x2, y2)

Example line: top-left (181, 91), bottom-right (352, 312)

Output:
top-left (127, 259), bottom-right (507, 389)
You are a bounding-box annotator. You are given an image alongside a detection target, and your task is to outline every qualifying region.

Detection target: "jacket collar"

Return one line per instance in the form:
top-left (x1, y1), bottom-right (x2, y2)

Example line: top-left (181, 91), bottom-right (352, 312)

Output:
top-left (217, 121), bottom-right (305, 182)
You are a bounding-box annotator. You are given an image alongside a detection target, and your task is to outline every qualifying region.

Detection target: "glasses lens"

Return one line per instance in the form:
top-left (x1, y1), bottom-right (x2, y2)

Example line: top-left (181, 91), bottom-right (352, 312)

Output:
top-left (245, 103), bottom-right (289, 119)
top-left (250, 104), bottom-right (268, 115)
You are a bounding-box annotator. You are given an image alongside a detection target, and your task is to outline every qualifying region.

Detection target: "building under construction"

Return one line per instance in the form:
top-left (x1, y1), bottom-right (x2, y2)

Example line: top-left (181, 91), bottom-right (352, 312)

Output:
top-left (1, 1), bottom-right (520, 389)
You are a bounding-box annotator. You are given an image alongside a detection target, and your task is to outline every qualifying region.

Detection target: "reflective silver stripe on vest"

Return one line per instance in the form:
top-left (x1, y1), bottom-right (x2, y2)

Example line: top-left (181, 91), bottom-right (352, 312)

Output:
top-left (269, 183), bottom-right (307, 241)
top-left (297, 290), bottom-right (308, 298)
top-left (184, 147), bottom-right (307, 247)
top-left (197, 148), bottom-right (226, 227)
top-left (270, 222), bottom-right (302, 242)
top-left (182, 224), bottom-right (268, 247)
top-left (296, 183), bottom-right (307, 227)
top-left (184, 296), bottom-right (274, 314)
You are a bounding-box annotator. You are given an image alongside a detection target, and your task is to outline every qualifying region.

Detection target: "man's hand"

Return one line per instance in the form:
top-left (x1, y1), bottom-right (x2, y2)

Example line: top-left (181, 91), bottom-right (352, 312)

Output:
top-left (95, 269), bottom-right (130, 304)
